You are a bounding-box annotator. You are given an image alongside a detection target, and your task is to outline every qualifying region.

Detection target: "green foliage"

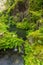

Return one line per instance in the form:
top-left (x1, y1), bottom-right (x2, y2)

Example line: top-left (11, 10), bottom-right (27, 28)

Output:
top-left (24, 42), bottom-right (43, 65)
top-left (16, 19), bottom-right (30, 30)
top-left (0, 22), bottom-right (7, 32)
top-left (0, 32), bottom-right (24, 50)
top-left (29, 11), bottom-right (41, 21)
top-left (27, 27), bottom-right (43, 45)
top-left (30, 0), bottom-right (43, 11)
top-left (0, 0), bottom-right (43, 65)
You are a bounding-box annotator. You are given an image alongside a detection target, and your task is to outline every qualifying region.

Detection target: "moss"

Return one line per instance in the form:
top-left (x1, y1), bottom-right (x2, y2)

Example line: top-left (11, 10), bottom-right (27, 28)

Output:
top-left (0, 0), bottom-right (43, 65)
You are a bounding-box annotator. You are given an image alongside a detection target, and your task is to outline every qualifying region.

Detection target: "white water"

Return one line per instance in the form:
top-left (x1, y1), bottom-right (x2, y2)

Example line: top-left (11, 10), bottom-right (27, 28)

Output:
top-left (0, 0), bottom-right (7, 12)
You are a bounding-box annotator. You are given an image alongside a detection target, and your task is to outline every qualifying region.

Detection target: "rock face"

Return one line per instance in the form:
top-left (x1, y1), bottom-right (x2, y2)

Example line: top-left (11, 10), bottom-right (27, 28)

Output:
top-left (0, 0), bottom-right (7, 12)
top-left (0, 51), bottom-right (24, 65)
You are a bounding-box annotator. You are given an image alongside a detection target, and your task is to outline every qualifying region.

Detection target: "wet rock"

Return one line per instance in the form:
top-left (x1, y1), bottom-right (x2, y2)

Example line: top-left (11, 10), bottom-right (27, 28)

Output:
top-left (13, 48), bottom-right (18, 52)
top-left (0, 51), bottom-right (24, 65)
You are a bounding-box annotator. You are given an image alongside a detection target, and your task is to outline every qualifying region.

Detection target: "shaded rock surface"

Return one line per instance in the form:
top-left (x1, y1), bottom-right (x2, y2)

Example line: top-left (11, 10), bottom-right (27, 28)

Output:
top-left (0, 50), bottom-right (24, 65)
